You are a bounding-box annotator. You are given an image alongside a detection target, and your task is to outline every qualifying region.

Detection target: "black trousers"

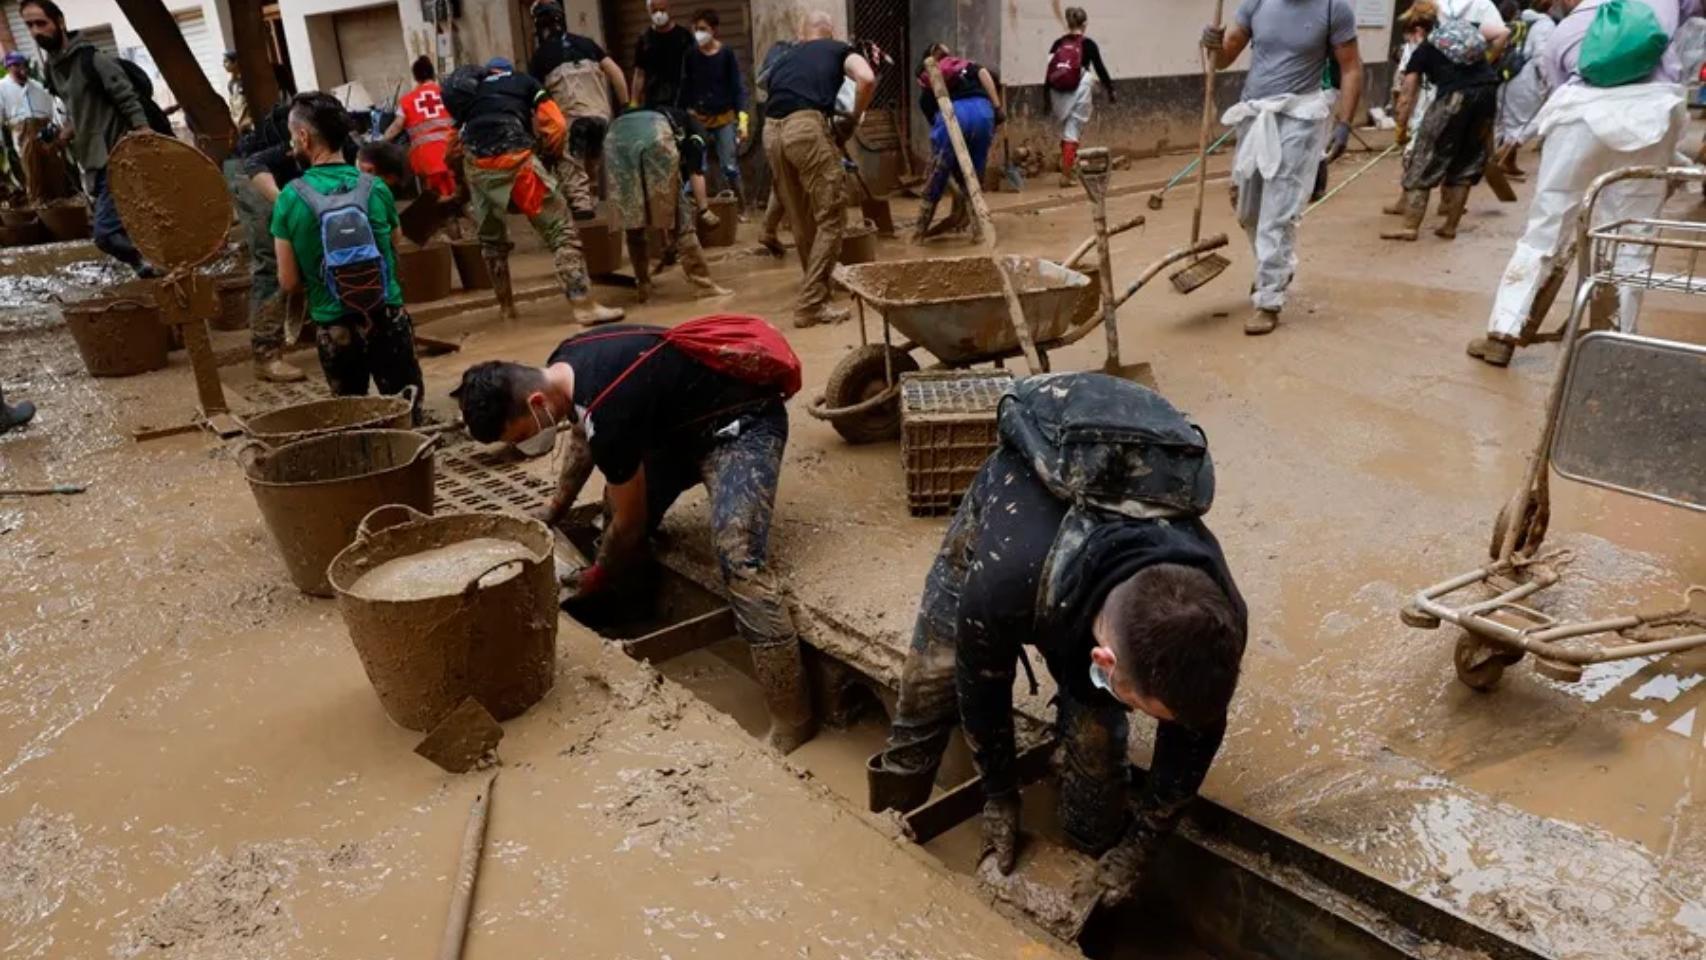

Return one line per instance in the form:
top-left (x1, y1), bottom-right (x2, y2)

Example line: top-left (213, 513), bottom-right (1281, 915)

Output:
top-left (313, 305), bottom-right (424, 421)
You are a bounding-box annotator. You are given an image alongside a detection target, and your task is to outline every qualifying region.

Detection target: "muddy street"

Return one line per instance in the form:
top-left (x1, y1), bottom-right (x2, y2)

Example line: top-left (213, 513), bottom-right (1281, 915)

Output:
top-left (2, 130), bottom-right (1704, 960)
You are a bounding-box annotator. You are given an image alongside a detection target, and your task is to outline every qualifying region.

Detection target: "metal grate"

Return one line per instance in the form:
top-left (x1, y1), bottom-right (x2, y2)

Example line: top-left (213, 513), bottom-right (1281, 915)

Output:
top-left (851, 0), bottom-right (908, 110)
top-left (1590, 217), bottom-right (1706, 295)
top-left (900, 370), bottom-right (1012, 517)
top-left (238, 377), bottom-right (330, 409)
top-left (435, 446), bottom-right (554, 514)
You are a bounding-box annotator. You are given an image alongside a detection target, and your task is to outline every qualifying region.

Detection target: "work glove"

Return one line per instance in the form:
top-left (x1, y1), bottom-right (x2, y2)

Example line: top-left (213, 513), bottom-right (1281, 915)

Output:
top-left (1071, 834), bottom-right (1151, 910)
top-left (1395, 123), bottom-right (1411, 147)
top-left (699, 207), bottom-right (722, 229)
top-left (566, 562), bottom-right (609, 599)
top-left (1200, 24), bottom-right (1226, 52)
top-left (979, 794), bottom-right (1021, 876)
top-left (1323, 120), bottom-right (1352, 163)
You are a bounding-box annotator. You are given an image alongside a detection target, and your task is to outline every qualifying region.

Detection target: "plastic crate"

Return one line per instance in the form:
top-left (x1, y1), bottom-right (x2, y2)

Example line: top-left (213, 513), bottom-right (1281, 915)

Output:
top-left (900, 370), bottom-right (1014, 516)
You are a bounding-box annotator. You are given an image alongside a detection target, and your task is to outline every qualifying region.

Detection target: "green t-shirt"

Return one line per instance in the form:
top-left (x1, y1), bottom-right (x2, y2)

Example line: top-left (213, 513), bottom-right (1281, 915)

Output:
top-left (269, 164), bottom-right (403, 323)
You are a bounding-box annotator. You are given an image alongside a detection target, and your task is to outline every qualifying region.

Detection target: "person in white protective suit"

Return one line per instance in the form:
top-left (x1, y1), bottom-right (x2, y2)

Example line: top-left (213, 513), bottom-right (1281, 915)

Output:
top-left (1468, 0), bottom-right (1695, 367)
top-left (1202, 0), bottom-right (1364, 336)
top-left (1493, 1), bottom-right (1562, 176)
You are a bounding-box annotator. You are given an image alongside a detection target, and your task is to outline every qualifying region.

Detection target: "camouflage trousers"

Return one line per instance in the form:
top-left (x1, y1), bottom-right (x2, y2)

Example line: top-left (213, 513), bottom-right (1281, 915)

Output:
top-left (232, 174), bottom-right (289, 352)
top-left (643, 401), bottom-right (795, 651)
top-left (464, 155), bottom-right (591, 299)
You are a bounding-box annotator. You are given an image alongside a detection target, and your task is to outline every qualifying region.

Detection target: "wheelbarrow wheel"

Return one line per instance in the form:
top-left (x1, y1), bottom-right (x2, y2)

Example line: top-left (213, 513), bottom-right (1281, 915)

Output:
top-left (823, 344), bottom-right (917, 444)
top-left (1453, 634), bottom-right (1523, 692)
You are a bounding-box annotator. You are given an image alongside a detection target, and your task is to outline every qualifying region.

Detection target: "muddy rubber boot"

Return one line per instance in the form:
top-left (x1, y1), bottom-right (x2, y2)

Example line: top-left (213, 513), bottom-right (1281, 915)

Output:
top-left (1244, 308), bottom-right (1280, 336)
top-left (1466, 335), bottom-right (1515, 367)
top-left (750, 639), bottom-right (816, 754)
top-left (1381, 187), bottom-right (1413, 216)
top-left (570, 296), bottom-right (625, 326)
top-left (1434, 186), bottom-right (1469, 240)
top-left (485, 254), bottom-right (518, 320)
top-left (866, 754), bottom-right (940, 814)
top-left (907, 198), bottom-right (938, 245)
top-left (0, 387), bottom-right (35, 435)
top-left (253, 348), bottom-right (307, 384)
top-left (794, 304), bottom-right (850, 329)
top-left (626, 230), bottom-right (652, 303)
top-left (1380, 190), bottom-right (1429, 241)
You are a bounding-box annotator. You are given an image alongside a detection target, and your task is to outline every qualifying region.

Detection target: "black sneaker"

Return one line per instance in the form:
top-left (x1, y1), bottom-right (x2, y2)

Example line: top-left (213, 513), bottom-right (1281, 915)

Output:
top-left (0, 399), bottom-right (37, 434)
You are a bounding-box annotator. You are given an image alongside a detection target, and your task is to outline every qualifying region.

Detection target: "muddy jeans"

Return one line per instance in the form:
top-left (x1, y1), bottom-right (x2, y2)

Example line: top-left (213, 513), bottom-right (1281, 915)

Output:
top-left (1402, 87), bottom-right (1496, 192)
top-left (232, 176), bottom-right (287, 353)
top-left (314, 306), bottom-right (425, 422)
top-left (553, 149), bottom-right (601, 218)
top-left (84, 166), bottom-right (143, 270)
top-left (643, 401), bottom-right (795, 651)
top-left (464, 155), bottom-right (592, 299)
top-left (763, 111), bottom-right (845, 321)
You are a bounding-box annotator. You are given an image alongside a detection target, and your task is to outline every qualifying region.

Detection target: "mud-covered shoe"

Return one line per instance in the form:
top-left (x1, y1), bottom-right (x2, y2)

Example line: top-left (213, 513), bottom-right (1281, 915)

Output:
top-left (756, 236), bottom-right (784, 257)
top-left (692, 280), bottom-right (735, 298)
top-left (1466, 335), bottom-right (1514, 367)
top-left (572, 299), bottom-right (625, 326)
top-left (253, 351), bottom-right (307, 384)
top-left (0, 397), bottom-right (36, 434)
top-left (794, 305), bottom-right (850, 329)
top-left (1244, 308), bottom-right (1279, 336)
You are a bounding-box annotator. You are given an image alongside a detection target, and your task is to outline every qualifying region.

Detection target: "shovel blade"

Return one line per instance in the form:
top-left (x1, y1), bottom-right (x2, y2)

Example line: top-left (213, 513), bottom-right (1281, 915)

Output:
top-left (1104, 360), bottom-right (1158, 390)
top-left (1169, 253), bottom-right (1231, 294)
top-left (1482, 159), bottom-right (1518, 203)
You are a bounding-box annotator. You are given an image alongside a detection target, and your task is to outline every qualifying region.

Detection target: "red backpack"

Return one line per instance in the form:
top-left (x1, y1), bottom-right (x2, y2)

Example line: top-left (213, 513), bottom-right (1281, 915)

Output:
top-left (916, 56), bottom-right (973, 91)
top-left (1046, 36), bottom-right (1085, 92)
top-left (584, 315), bottom-right (803, 416)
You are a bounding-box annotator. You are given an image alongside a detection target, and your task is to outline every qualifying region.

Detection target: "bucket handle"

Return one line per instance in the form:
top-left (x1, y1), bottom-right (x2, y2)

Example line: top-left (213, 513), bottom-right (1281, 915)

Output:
top-left (232, 438), bottom-right (271, 475)
top-left (395, 384), bottom-right (419, 409)
top-left (356, 503), bottom-right (431, 541)
top-left (408, 431), bottom-right (444, 465)
top-left (459, 558), bottom-right (526, 599)
top-left (714, 189), bottom-right (738, 201)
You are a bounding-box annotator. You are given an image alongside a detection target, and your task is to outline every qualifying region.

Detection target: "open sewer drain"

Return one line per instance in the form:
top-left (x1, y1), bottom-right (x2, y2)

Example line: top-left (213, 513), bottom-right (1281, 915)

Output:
top-left (556, 524), bottom-right (1541, 960)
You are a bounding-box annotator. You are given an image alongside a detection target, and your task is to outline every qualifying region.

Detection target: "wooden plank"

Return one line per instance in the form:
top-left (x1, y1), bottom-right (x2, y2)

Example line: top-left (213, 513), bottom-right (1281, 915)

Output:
top-left (623, 607), bottom-right (736, 663)
top-left (903, 738), bottom-right (1057, 844)
top-left (112, 0), bottom-right (237, 160)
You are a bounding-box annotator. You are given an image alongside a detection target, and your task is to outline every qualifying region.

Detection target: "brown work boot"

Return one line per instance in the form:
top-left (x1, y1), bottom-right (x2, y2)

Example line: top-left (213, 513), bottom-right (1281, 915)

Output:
top-left (1466, 335), bottom-right (1514, 367)
top-left (1244, 308), bottom-right (1280, 336)
top-left (1380, 189), bottom-right (1429, 241)
top-left (907, 198), bottom-right (938, 245)
top-left (571, 297), bottom-right (624, 326)
top-left (253, 349), bottom-right (306, 383)
top-left (690, 276), bottom-right (735, 298)
top-left (484, 253), bottom-right (518, 320)
top-left (794, 305), bottom-right (850, 329)
top-left (1434, 186), bottom-right (1469, 240)
top-left (756, 235), bottom-right (785, 257)
top-left (1381, 187), bottom-right (1414, 216)
top-left (750, 639), bottom-right (816, 754)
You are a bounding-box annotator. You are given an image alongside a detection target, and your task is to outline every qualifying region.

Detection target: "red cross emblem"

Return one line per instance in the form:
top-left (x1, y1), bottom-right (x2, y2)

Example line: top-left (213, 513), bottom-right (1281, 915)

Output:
top-left (411, 89), bottom-right (445, 119)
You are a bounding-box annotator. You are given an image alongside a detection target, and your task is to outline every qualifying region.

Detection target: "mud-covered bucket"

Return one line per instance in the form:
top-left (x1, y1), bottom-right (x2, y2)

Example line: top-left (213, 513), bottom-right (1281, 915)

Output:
top-left (0, 220), bottom-right (50, 247)
top-left (697, 190), bottom-right (740, 247)
top-left (240, 430), bottom-right (439, 596)
top-left (62, 294), bottom-right (171, 377)
top-left (239, 386), bottom-right (417, 448)
top-left (398, 243), bottom-right (453, 303)
top-left (212, 274), bottom-right (252, 331)
top-left (0, 207), bottom-right (36, 227)
top-left (328, 504), bottom-right (558, 730)
top-left (37, 200), bottom-right (92, 241)
top-left (580, 221), bottom-right (625, 275)
top-left (840, 218), bottom-right (878, 265)
top-left (450, 240), bottom-right (492, 290)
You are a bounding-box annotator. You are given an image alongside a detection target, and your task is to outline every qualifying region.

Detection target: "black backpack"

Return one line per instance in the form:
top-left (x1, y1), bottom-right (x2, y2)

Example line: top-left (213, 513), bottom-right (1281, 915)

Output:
top-left (55, 46), bottom-right (174, 136)
top-left (997, 372), bottom-right (1215, 517)
top-left (441, 64), bottom-right (485, 125)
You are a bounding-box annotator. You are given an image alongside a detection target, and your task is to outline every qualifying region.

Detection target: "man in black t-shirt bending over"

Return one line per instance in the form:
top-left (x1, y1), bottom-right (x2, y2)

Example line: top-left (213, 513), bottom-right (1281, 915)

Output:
top-left (453, 325), bottom-right (813, 752)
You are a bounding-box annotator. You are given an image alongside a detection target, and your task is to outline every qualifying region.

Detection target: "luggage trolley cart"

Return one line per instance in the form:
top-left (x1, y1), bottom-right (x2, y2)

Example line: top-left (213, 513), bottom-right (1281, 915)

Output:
top-left (1403, 166), bottom-right (1706, 690)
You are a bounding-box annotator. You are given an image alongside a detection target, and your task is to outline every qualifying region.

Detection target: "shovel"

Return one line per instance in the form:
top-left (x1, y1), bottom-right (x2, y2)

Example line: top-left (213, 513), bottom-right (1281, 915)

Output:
top-left (1078, 147), bottom-right (1157, 389)
top-left (1482, 154), bottom-right (1518, 203)
top-left (1148, 128), bottom-right (1234, 210)
top-left (1170, 0), bottom-right (1232, 295)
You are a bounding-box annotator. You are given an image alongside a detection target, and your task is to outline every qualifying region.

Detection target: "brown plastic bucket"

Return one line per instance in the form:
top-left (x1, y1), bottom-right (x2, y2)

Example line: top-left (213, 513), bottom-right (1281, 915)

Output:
top-left (580, 221), bottom-right (625, 275)
top-left (37, 201), bottom-right (92, 241)
top-left (239, 385), bottom-right (417, 448)
top-left (0, 207), bottom-right (36, 227)
top-left (450, 240), bottom-right (492, 290)
top-left (397, 243), bottom-right (453, 303)
top-left (840, 218), bottom-right (878, 265)
top-left (212, 274), bottom-right (252, 331)
top-left (696, 190), bottom-right (740, 247)
top-left (62, 294), bottom-right (171, 377)
top-left (240, 430), bottom-right (439, 597)
top-left (0, 221), bottom-right (50, 247)
top-left (328, 504), bottom-right (558, 730)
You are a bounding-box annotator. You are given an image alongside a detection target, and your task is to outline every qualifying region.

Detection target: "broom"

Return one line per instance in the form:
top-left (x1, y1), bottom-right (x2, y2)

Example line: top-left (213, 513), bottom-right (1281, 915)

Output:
top-left (1170, 0), bottom-right (1232, 294)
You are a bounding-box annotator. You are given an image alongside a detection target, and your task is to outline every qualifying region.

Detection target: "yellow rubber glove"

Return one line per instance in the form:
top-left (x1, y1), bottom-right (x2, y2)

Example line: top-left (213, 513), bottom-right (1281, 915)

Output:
top-left (738, 111), bottom-right (750, 139)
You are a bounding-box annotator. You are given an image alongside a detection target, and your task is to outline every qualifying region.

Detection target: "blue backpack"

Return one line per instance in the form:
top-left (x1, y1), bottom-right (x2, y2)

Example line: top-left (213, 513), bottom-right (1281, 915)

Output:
top-left (291, 175), bottom-right (390, 318)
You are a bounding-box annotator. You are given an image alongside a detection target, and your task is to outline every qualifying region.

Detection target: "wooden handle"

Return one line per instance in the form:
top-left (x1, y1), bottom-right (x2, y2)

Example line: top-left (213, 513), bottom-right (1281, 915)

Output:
top-left (1191, 0), bottom-right (1228, 246)
top-left (437, 772), bottom-right (497, 960)
top-left (925, 59), bottom-right (996, 247)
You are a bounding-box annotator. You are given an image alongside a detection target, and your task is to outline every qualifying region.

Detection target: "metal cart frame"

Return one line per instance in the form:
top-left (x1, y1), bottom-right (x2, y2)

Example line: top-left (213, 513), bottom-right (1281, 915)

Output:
top-left (1403, 167), bottom-right (1706, 689)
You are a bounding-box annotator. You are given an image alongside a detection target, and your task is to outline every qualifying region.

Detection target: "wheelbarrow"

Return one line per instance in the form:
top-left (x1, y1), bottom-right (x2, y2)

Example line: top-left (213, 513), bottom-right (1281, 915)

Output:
top-left (809, 229), bottom-right (1228, 444)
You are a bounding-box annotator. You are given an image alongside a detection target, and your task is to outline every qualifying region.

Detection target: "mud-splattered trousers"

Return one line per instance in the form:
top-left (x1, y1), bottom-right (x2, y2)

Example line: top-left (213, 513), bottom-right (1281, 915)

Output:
top-left (1401, 86), bottom-right (1495, 192)
top-left (314, 305), bottom-right (424, 422)
top-left (1227, 101), bottom-right (1331, 313)
top-left (232, 175), bottom-right (289, 353)
top-left (876, 450), bottom-right (1223, 855)
top-left (763, 111), bottom-right (845, 322)
top-left (463, 154), bottom-right (592, 300)
top-left (643, 400), bottom-right (795, 652)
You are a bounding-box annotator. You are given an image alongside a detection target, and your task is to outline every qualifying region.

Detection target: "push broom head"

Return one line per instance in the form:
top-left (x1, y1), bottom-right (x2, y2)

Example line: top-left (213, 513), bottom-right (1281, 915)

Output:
top-left (1169, 251), bottom-right (1231, 294)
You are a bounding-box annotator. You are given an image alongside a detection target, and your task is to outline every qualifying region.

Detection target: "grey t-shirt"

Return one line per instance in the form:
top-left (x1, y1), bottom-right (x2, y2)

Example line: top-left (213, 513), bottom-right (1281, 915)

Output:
top-left (1236, 0), bottom-right (1359, 101)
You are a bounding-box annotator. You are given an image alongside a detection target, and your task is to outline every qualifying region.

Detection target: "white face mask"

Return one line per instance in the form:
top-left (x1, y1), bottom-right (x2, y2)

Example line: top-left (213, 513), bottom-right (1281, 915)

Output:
top-left (651, 10), bottom-right (670, 27)
top-left (514, 401), bottom-right (559, 458)
top-left (1089, 659), bottom-right (1115, 695)
top-left (694, 29), bottom-right (713, 47)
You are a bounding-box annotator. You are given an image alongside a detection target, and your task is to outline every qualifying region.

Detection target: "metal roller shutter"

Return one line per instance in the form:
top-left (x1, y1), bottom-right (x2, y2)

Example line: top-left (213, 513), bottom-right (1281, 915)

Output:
top-left (175, 10), bottom-right (226, 104)
top-left (4, 1), bottom-right (38, 60)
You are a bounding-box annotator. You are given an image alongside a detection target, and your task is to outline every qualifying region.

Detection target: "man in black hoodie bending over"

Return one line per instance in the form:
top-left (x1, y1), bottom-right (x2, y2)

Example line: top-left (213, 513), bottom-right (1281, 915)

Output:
top-left (869, 373), bottom-right (1247, 912)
